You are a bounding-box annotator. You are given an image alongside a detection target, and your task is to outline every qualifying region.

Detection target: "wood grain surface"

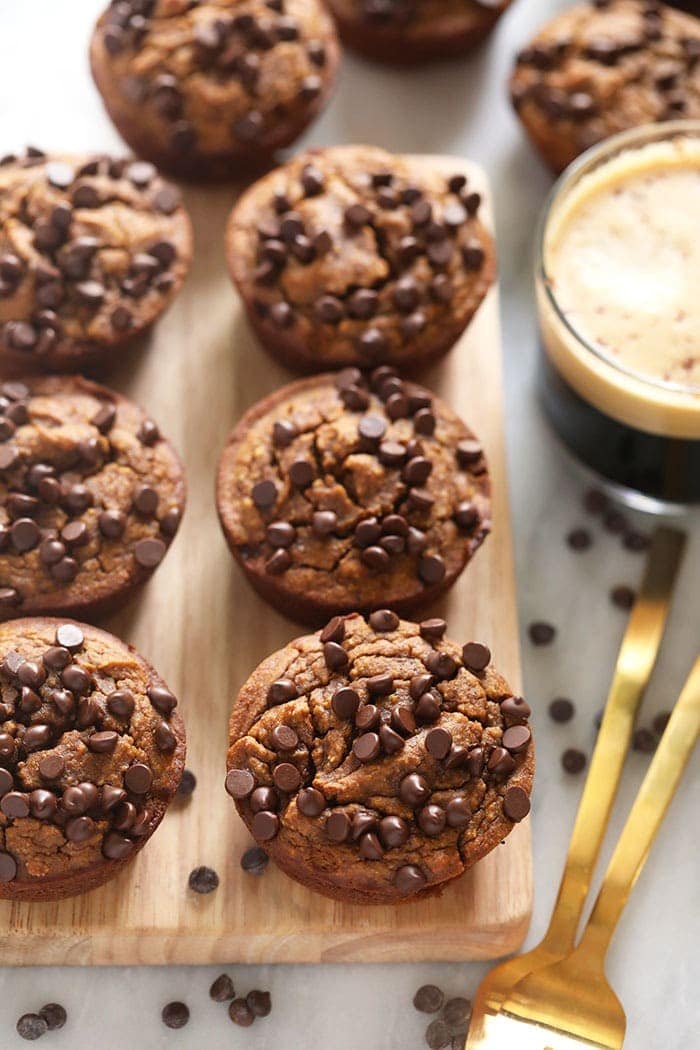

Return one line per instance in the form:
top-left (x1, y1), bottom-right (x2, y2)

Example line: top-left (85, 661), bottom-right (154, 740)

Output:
top-left (0, 156), bottom-right (532, 965)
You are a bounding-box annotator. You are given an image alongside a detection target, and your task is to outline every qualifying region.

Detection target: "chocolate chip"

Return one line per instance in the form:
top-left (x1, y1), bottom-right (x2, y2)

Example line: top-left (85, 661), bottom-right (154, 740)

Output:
top-left (38, 1004), bottom-right (66, 1032)
top-left (394, 864), bottom-right (426, 895)
top-left (228, 999), bottom-right (255, 1027)
top-left (503, 786), bottom-right (531, 822)
top-left (210, 974), bottom-right (235, 1002)
top-left (446, 796), bottom-right (471, 827)
top-left (241, 845), bottom-right (269, 875)
top-left (272, 762), bottom-right (301, 792)
top-left (567, 527), bottom-right (592, 551)
top-left (162, 1002), bottom-right (189, 1029)
top-left (414, 985), bottom-right (444, 1014)
top-left (188, 866), bottom-right (219, 894)
top-left (87, 730), bottom-right (118, 753)
top-left (653, 711), bottom-right (671, 737)
top-left (528, 622), bottom-right (556, 646)
top-left (399, 772), bottom-right (430, 806)
top-left (323, 640), bottom-right (349, 671)
top-left (503, 724), bottom-right (531, 753)
top-left (549, 697), bottom-right (574, 723)
top-left (611, 585), bottom-right (636, 610)
top-left (176, 769), bottom-right (196, 799)
top-left (487, 747), bottom-right (516, 776)
top-left (632, 728), bottom-right (657, 754)
top-left (16, 1014), bottom-right (48, 1041)
top-left (297, 787), bottom-right (325, 817)
top-left (325, 810), bottom-right (351, 843)
top-left (345, 203), bottom-right (372, 228)
top-left (289, 458), bottom-right (314, 487)
top-left (462, 641), bottom-right (490, 672)
top-left (443, 996), bottom-right (472, 1031)
top-left (353, 732), bottom-right (381, 763)
top-left (124, 762), bottom-right (152, 794)
top-left (252, 810), bottom-right (279, 841)
top-left (356, 704), bottom-right (381, 731)
top-left (425, 726), bottom-right (452, 759)
top-left (414, 692), bottom-right (441, 724)
top-left (500, 696), bottom-right (531, 725)
top-left (562, 748), bottom-right (587, 774)
top-left (419, 618), bottom-right (447, 641)
top-left (331, 686), bottom-right (360, 720)
top-left (225, 769), bottom-right (255, 799)
top-left (134, 537), bottom-right (166, 568)
top-left (267, 678), bottom-right (297, 706)
top-left (252, 478), bottom-right (277, 509)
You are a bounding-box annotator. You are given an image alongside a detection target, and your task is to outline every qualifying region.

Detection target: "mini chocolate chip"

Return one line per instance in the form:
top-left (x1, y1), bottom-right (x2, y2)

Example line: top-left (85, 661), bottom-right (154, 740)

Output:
top-left (446, 796), bottom-right (471, 827)
top-left (134, 537), bottom-right (166, 568)
top-left (38, 1004), bottom-right (66, 1032)
top-left (323, 641), bottom-right (349, 671)
top-left (246, 990), bottom-right (272, 1018)
top-left (225, 769), bottom-right (256, 799)
top-left (529, 621), bottom-right (556, 645)
top-left (267, 678), bottom-right (297, 706)
top-left (272, 762), bottom-right (301, 793)
top-left (332, 686), bottom-right (360, 720)
top-left (504, 786), bottom-right (531, 822)
top-left (162, 1002), bottom-right (189, 1029)
top-left (394, 864), bottom-right (426, 895)
top-left (487, 747), bottom-right (516, 776)
top-left (252, 478), bottom-right (277, 509)
top-left (503, 724), bottom-right (531, 753)
top-left (16, 1014), bottom-right (48, 1041)
top-left (425, 726), bottom-right (452, 759)
top-left (418, 803), bottom-right (446, 836)
top-left (368, 609), bottom-right (399, 632)
top-left (297, 786), bottom-right (325, 817)
top-left (188, 866), bottom-right (219, 894)
top-left (419, 618), bottom-right (447, 641)
top-left (567, 527), bottom-right (592, 551)
top-left (414, 985), bottom-right (444, 1014)
top-left (562, 748), bottom-right (587, 774)
top-left (252, 810), bottom-right (279, 841)
top-left (549, 697), bottom-right (575, 722)
top-left (241, 845), bottom-right (269, 875)
top-left (399, 772), bottom-right (430, 806)
top-left (611, 585), bottom-right (636, 610)
top-left (124, 762), bottom-right (152, 794)
top-left (311, 510), bottom-right (337, 536)
top-left (325, 810), bottom-right (351, 842)
top-left (210, 974), bottom-right (235, 1002)
top-left (633, 728), bottom-right (657, 754)
top-left (229, 999), bottom-right (255, 1027)
top-left (462, 641), bottom-right (490, 672)
top-left (353, 732), bottom-right (381, 763)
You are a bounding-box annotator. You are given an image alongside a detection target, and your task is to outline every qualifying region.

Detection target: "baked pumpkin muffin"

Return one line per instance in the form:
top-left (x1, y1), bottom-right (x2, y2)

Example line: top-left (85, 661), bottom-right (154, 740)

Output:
top-left (0, 375), bottom-right (185, 621)
top-left (327, 0), bottom-right (512, 65)
top-left (216, 370), bottom-right (490, 625)
top-left (226, 612), bottom-right (533, 904)
top-left (0, 148), bottom-right (192, 371)
top-left (90, 0), bottom-right (340, 179)
top-left (510, 0), bottom-right (700, 174)
top-left (0, 617), bottom-right (185, 900)
top-left (225, 145), bottom-right (496, 372)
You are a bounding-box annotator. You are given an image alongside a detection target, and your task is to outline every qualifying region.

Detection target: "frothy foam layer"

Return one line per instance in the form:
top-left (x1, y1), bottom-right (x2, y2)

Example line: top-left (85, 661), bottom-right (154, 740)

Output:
top-left (545, 135), bottom-right (700, 393)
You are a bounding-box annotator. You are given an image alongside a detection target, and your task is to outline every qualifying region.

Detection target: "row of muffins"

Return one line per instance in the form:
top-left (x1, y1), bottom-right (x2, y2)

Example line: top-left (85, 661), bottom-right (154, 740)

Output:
top-left (0, 609), bottom-right (532, 906)
top-left (0, 0), bottom-right (539, 906)
top-left (88, 0), bottom-right (700, 180)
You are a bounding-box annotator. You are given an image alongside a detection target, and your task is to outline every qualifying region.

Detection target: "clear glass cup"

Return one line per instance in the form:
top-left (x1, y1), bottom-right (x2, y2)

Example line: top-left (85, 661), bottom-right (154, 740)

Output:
top-left (535, 121), bottom-right (700, 512)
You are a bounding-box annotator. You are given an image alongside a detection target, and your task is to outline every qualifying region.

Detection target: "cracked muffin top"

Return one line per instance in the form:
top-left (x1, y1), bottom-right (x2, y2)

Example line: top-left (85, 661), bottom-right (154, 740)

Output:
top-left (0, 375), bottom-right (185, 621)
top-left (326, 0), bottom-right (512, 65)
top-left (0, 148), bottom-right (192, 370)
top-left (216, 369), bottom-right (491, 625)
top-left (226, 612), bottom-right (533, 904)
top-left (225, 145), bottom-right (496, 371)
top-left (510, 0), bottom-right (700, 173)
top-left (0, 617), bottom-right (185, 900)
top-left (90, 0), bottom-right (340, 178)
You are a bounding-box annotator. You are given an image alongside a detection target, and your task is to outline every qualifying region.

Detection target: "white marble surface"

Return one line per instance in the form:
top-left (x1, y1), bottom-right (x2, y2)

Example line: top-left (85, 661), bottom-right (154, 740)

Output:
top-left (0, 1), bottom-right (699, 1046)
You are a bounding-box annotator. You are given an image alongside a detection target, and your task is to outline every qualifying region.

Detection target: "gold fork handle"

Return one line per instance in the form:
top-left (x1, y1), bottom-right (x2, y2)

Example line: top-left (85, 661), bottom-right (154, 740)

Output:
top-left (578, 654), bottom-right (700, 963)
top-left (542, 526), bottom-right (685, 957)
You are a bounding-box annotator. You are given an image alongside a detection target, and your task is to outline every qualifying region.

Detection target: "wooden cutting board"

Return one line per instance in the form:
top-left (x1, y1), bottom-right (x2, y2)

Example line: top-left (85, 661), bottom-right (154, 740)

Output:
top-left (0, 157), bottom-right (532, 965)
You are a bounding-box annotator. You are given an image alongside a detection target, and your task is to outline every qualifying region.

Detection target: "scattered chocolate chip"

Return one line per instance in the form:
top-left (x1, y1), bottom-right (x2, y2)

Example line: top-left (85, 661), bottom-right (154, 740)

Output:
top-left (562, 748), bottom-right (587, 774)
top-left (38, 1004), bottom-right (66, 1031)
top-left (611, 585), bottom-right (636, 610)
top-left (549, 697), bottom-right (574, 723)
top-left (567, 527), bottom-right (592, 551)
top-left (188, 865), bottom-right (219, 894)
top-left (162, 1001), bottom-right (189, 1029)
top-left (528, 622), bottom-right (556, 646)
top-left (241, 845), bottom-right (269, 875)
top-left (652, 711), bottom-right (671, 737)
top-left (229, 999), bottom-right (255, 1027)
top-left (632, 728), bottom-right (657, 754)
top-left (443, 996), bottom-right (472, 1030)
top-left (177, 769), bottom-right (197, 798)
top-left (16, 1014), bottom-right (48, 1041)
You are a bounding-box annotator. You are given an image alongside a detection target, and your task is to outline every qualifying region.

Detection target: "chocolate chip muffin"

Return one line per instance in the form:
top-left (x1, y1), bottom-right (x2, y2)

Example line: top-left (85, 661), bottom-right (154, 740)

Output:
top-left (0, 375), bottom-right (185, 621)
top-left (327, 0), bottom-right (512, 65)
top-left (510, 0), bottom-right (700, 174)
top-left (0, 617), bottom-right (185, 900)
top-left (225, 612), bottom-right (533, 904)
top-left (0, 148), bottom-right (192, 371)
top-left (90, 0), bottom-right (340, 179)
top-left (216, 370), bottom-right (490, 625)
top-left (224, 145), bottom-right (496, 372)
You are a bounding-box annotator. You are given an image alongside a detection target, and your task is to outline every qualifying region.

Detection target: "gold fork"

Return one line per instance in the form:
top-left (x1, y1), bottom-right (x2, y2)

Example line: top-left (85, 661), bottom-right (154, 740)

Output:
top-left (465, 525), bottom-right (686, 1047)
top-left (471, 651), bottom-right (700, 1049)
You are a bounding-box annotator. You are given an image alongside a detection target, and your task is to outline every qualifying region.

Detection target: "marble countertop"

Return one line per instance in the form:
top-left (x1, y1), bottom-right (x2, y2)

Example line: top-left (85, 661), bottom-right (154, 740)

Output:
top-left (0, 1), bottom-right (698, 1046)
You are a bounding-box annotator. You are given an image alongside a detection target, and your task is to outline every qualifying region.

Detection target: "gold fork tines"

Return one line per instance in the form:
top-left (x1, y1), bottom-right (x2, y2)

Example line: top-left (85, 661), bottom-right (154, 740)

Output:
top-left (485, 653), bottom-right (700, 1050)
top-left (466, 526), bottom-right (686, 1048)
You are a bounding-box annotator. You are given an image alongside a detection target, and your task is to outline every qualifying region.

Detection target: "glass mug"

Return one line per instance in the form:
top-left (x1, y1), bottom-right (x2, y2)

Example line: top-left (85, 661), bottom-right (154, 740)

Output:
top-left (535, 121), bottom-right (700, 511)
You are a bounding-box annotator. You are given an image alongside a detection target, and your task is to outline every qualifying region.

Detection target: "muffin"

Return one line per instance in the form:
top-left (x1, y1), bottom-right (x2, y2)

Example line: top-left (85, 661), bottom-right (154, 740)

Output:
top-left (0, 617), bottom-right (185, 900)
top-left (327, 0), bottom-right (512, 65)
top-left (216, 370), bottom-right (490, 625)
top-left (89, 0), bottom-right (341, 179)
top-left (224, 145), bottom-right (496, 372)
top-left (0, 148), bottom-right (192, 372)
top-left (0, 375), bottom-right (185, 621)
top-left (510, 0), bottom-right (700, 174)
top-left (225, 612), bottom-right (533, 904)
